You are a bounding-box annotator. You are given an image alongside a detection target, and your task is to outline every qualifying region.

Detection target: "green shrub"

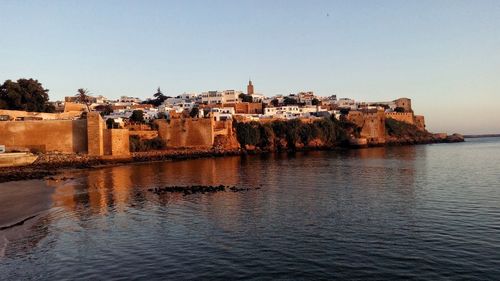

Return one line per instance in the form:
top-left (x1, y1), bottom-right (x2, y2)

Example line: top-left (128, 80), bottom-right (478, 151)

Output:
top-left (129, 136), bottom-right (166, 152)
top-left (234, 117), bottom-right (351, 150)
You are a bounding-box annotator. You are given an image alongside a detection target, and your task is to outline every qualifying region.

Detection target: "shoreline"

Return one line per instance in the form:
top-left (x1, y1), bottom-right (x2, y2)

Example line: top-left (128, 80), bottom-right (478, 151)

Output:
top-left (0, 137), bottom-right (463, 184)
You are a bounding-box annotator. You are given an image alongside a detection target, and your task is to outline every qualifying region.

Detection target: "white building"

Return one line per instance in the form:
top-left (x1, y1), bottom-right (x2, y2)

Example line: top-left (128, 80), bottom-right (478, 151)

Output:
top-left (263, 105), bottom-right (327, 119)
top-left (251, 93), bottom-right (265, 103)
top-left (210, 107), bottom-right (235, 121)
top-left (201, 90), bottom-right (241, 104)
top-left (119, 96), bottom-right (142, 104)
top-left (297, 91), bottom-right (315, 105)
top-left (337, 98), bottom-right (357, 110)
top-left (164, 93), bottom-right (199, 106)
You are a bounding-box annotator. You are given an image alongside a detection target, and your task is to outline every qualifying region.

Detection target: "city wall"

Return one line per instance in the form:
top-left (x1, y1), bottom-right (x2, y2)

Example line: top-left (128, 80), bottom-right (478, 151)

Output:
top-left (104, 129), bottom-right (130, 156)
top-left (0, 119), bottom-right (88, 153)
top-left (0, 109), bottom-right (82, 121)
top-left (385, 112), bottom-right (415, 125)
top-left (129, 130), bottom-right (158, 140)
top-left (156, 118), bottom-right (214, 148)
top-left (385, 112), bottom-right (426, 131)
top-left (348, 110), bottom-right (386, 145)
top-left (0, 112), bottom-right (129, 156)
top-left (415, 115), bottom-right (426, 131)
top-left (213, 120), bottom-right (240, 149)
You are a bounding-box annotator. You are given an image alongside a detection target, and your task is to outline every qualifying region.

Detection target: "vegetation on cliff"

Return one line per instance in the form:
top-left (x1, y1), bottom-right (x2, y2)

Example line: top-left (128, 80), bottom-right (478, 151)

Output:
top-left (234, 117), bottom-right (352, 151)
top-left (385, 118), bottom-right (434, 144)
top-left (129, 136), bottom-right (166, 152)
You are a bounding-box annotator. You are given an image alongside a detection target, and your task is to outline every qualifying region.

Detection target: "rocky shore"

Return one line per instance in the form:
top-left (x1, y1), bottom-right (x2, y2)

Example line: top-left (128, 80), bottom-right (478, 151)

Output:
top-left (386, 133), bottom-right (464, 145)
top-left (148, 185), bottom-right (259, 196)
top-left (0, 134), bottom-right (464, 184)
top-left (0, 148), bottom-right (241, 184)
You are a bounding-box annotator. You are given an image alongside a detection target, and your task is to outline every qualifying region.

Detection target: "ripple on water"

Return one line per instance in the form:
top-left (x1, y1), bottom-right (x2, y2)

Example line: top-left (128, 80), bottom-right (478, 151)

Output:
top-left (1, 139), bottom-right (500, 279)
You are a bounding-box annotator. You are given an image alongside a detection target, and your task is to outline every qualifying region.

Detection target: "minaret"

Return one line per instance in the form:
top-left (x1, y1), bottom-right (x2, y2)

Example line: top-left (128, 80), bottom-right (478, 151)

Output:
top-left (247, 79), bottom-right (254, 95)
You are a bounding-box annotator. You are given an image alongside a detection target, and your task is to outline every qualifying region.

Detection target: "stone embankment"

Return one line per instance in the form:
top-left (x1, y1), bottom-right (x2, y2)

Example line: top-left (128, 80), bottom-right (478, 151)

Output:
top-left (0, 148), bottom-right (241, 183)
top-left (0, 133), bottom-right (464, 183)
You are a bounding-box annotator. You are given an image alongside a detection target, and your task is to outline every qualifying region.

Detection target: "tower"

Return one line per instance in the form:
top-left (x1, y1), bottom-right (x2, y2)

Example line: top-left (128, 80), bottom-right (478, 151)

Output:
top-left (247, 79), bottom-right (254, 95)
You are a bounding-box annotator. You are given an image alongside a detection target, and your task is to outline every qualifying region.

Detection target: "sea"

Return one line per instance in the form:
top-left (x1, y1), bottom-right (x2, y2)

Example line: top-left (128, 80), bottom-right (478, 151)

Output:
top-left (0, 137), bottom-right (499, 280)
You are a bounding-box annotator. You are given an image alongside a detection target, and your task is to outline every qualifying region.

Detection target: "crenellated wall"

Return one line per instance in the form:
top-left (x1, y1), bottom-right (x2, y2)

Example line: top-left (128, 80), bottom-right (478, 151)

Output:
top-left (385, 112), bottom-right (426, 131)
top-left (385, 112), bottom-right (415, 125)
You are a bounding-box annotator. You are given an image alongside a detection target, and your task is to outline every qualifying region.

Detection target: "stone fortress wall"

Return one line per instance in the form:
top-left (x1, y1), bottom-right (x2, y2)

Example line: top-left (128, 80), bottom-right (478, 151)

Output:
top-left (0, 112), bottom-right (129, 156)
top-left (156, 118), bottom-right (214, 148)
top-left (0, 109), bottom-right (83, 121)
top-left (347, 110), bottom-right (386, 145)
top-left (0, 119), bottom-right (88, 153)
top-left (394, 98), bottom-right (412, 112)
top-left (384, 112), bottom-right (415, 124)
top-left (384, 98), bottom-right (426, 131)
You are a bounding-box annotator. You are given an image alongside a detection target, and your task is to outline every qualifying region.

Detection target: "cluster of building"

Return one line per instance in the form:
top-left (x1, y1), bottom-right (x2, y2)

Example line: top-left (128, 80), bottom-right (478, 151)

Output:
top-left (0, 79), bottom-right (427, 160)
top-left (48, 80), bottom-right (425, 131)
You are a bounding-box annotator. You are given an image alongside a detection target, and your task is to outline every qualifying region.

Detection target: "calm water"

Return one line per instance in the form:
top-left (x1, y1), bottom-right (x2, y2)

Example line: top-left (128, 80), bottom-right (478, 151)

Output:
top-left (1, 138), bottom-right (500, 280)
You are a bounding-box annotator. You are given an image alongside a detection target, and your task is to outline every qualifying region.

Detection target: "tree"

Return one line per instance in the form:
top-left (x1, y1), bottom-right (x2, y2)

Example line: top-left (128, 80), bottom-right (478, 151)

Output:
top-left (283, 97), bottom-right (298, 105)
top-left (130, 110), bottom-right (145, 123)
top-left (271, 98), bottom-right (279, 107)
top-left (312, 98), bottom-right (320, 106)
top-left (143, 87), bottom-right (169, 107)
top-left (75, 88), bottom-right (92, 111)
top-left (106, 118), bottom-right (116, 129)
top-left (339, 108), bottom-right (350, 115)
top-left (189, 107), bottom-right (200, 118)
top-left (239, 93), bottom-right (253, 103)
top-left (0, 78), bottom-right (55, 112)
top-left (95, 104), bottom-right (113, 116)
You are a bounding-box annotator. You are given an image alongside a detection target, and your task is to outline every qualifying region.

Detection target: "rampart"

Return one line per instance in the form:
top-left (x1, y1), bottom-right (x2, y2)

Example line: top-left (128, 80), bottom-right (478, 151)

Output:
top-left (414, 115), bottom-right (426, 131)
top-left (0, 109), bottom-right (82, 120)
top-left (156, 118), bottom-right (214, 148)
top-left (63, 102), bottom-right (87, 112)
top-left (129, 130), bottom-right (158, 140)
top-left (385, 112), bottom-right (415, 125)
top-left (0, 112), bottom-right (129, 156)
top-left (394, 98), bottom-right (412, 112)
top-left (104, 129), bottom-right (130, 156)
top-left (348, 110), bottom-right (386, 145)
top-left (0, 119), bottom-right (87, 153)
top-left (385, 112), bottom-right (426, 131)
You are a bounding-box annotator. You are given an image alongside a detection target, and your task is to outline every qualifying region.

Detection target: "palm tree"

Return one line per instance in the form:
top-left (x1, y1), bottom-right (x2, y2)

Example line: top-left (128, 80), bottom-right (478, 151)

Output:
top-left (76, 88), bottom-right (91, 112)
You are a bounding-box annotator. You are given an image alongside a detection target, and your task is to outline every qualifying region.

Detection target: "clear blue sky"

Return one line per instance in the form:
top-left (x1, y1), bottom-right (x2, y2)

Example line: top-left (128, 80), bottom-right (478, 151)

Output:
top-left (1, 0), bottom-right (499, 134)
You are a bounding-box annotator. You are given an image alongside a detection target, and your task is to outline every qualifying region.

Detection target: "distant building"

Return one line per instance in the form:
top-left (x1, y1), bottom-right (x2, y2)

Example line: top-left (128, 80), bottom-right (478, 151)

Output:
top-left (119, 96), bottom-right (141, 104)
top-left (297, 91), bottom-right (315, 105)
top-left (201, 90), bottom-right (241, 104)
top-left (394, 98), bottom-right (412, 112)
top-left (337, 98), bottom-right (357, 110)
top-left (247, 79), bottom-right (254, 95)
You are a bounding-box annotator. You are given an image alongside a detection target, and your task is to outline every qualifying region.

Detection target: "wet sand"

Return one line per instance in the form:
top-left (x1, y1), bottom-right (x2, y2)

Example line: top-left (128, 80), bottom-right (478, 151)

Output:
top-left (0, 180), bottom-right (53, 229)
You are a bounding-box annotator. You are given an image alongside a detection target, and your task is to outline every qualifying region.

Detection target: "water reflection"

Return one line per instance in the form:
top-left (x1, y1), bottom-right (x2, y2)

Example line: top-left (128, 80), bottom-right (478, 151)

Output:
top-left (10, 141), bottom-right (500, 280)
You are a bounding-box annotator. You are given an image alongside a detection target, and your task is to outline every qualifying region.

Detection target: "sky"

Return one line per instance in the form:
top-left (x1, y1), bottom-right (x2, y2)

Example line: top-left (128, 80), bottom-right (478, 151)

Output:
top-left (1, 0), bottom-right (499, 134)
